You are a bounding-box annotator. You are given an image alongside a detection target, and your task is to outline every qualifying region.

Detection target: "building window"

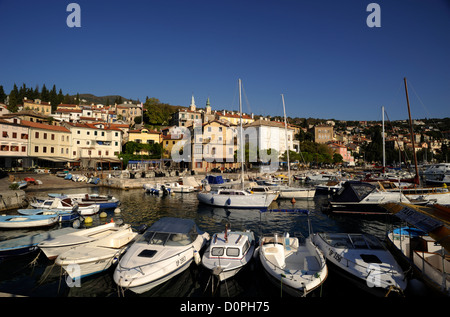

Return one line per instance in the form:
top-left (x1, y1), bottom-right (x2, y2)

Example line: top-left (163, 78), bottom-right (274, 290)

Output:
top-left (35, 146), bottom-right (38, 152)
top-left (22, 146), bottom-right (26, 152)
top-left (43, 133), bottom-right (47, 139)
top-left (12, 132), bottom-right (17, 138)
top-left (51, 134), bottom-right (55, 140)
top-left (51, 147), bottom-right (54, 153)
top-left (35, 132), bottom-right (39, 138)
top-left (43, 147), bottom-right (47, 153)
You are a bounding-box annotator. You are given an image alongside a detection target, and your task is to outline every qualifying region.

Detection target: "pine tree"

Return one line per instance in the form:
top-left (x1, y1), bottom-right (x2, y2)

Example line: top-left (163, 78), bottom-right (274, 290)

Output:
top-left (40, 84), bottom-right (49, 101)
top-left (8, 84), bottom-right (19, 112)
top-left (0, 85), bottom-right (6, 104)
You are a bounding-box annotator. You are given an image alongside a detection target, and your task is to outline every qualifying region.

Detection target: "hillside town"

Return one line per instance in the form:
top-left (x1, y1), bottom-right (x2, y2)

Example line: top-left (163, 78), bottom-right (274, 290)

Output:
top-left (0, 93), bottom-right (449, 173)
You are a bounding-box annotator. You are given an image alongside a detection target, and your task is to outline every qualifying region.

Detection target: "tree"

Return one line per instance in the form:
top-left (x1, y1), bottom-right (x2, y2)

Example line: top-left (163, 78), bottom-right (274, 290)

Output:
top-left (7, 84), bottom-right (19, 112)
top-left (40, 84), bottom-right (49, 101)
top-left (0, 85), bottom-right (6, 104)
top-left (333, 153), bottom-right (343, 164)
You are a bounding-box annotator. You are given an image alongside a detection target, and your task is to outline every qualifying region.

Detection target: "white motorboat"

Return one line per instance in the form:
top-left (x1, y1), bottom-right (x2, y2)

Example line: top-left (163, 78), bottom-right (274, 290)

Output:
top-left (312, 232), bottom-right (407, 296)
top-left (47, 193), bottom-right (120, 209)
top-left (0, 227), bottom-right (78, 259)
top-left (423, 163), bottom-right (450, 184)
top-left (55, 225), bottom-right (138, 279)
top-left (0, 214), bottom-right (59, 229)
top-left (202, 226), bottom-right (256, 282)
top-left (387, 226), bottom-right (449, 296)
top-left (143, 183), bottom-right (171, 195)
top-left (163, 182), bottom-right (195, 193)
top-left (113, 217), bottom-right (210, 294)
top-left (30, 197), bottom-right (100, 216)
top-left (197, 189), bottom-right (277, 209)
top-left (277, 186), bottom-right (316, 200)
top-left (315, 180), bottom-right (344, 195)
top-left (328, 181), bottom-right (418, 214)
top-left (257, 233), bottom-right (328, 297)
top-left (38, 222), bottom-right (131, 260)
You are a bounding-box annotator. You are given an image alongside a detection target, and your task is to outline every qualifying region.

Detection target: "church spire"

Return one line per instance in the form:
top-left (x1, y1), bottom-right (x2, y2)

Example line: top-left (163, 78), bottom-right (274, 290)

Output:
top-left (189, 94), bottom-right (196, 111)
top-left (206, 97), bottom-right (211, 114)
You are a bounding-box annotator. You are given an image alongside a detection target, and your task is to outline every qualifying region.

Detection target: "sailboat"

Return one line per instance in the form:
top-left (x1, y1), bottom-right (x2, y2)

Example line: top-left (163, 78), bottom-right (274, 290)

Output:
top-left (274, 94), bottom-right (316, 200)
top-left (197, 79), bottom-right (277, 209)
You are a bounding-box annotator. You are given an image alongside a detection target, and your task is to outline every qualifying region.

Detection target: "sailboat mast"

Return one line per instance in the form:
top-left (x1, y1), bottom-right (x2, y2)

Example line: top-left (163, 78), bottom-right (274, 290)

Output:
top-left (404, 77), bottom-right (420, 185)
top-left (239, 79), bottom-right (245, 190)
top-left (282, 94), bottom-right (291, 186)
top-left (382, 106), bottom-right (385, 176)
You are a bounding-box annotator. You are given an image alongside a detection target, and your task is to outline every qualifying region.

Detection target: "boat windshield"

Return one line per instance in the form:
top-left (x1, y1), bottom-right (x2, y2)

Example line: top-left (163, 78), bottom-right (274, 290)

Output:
top-left (320, 233), bottom-right (384, 250)
top-left (139, 230), bottom-right (195, 246)
top-left (211, 247), bottom-right (240, 257)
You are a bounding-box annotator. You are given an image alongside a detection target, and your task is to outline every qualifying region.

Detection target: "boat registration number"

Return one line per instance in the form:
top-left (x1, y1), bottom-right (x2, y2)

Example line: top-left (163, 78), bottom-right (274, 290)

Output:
top-left (176, 255), bottom-right (187, 267)
top-left (328, 249), bottom-right (342, 263)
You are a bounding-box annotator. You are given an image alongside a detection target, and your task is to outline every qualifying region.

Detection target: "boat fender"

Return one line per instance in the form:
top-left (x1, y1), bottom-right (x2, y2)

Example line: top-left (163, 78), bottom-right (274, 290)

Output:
top-left (99, 211), bottom-right (107, 218)
top-left (226, 198), bottom-right (231, 205)
top-left (210, 198), bottom-right (214, 204)
top-left (194, 250), bottom-right (201, 265)
top-left (114, 208), bottom-right (121, 214)
top-left (84, 216), bottom-right (93, 224)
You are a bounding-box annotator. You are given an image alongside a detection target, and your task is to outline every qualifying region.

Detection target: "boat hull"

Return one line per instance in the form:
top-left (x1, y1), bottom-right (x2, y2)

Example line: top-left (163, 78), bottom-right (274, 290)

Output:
top-left (0, 215), bottom-right (59, 229)
top-left (258, 236), bottom-right (328, 297)
top-left (197, 192), bottom-right (276, 209)
top-left (0, 227), bottom-right (78, 258)
top-left (312, 233), bottom-right (407, 296)
top-left (56, 246), bottom-right (128, 279)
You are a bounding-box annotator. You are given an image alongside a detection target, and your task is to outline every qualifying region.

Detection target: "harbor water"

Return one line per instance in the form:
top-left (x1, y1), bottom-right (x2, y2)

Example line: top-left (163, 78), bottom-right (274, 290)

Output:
top-left (0, 184), bottom-right (441, 299)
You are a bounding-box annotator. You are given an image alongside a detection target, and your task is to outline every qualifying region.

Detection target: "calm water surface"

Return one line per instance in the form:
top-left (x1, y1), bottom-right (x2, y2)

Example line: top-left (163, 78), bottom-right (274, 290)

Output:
top-left (0, 184), bottom-right (438, 298)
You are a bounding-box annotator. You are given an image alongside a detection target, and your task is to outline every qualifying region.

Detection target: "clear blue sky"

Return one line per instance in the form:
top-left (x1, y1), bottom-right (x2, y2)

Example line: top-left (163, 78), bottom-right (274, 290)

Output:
top-left (1, 0), bottom-right (449, 121)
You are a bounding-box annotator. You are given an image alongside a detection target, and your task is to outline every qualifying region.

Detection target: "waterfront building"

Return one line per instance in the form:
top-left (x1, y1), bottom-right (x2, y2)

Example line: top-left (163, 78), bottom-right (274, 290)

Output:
top-left (65, 122), bottom-right (122, 169)
top-left (22, 120), bottom-right (72, 168)
top-left (0, 117), bottom-right (31, 169)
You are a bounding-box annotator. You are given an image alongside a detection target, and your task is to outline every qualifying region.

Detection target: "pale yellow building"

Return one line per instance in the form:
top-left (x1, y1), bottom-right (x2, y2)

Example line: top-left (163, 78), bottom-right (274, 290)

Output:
top-left (21, 120), bottom-right (72, 166)
top-left (23, 98), bottom-right (52, 116)
top-left (128, 128), bottom-right (161, 145)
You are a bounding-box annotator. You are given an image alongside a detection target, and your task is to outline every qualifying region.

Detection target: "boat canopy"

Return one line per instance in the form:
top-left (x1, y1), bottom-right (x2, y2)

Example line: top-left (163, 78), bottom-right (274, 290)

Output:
top-left (333, 181), bottom-right (376, 202)
top-left (138, 217), bottom-right (204, 246)
top-left (206, 175), bottom-right (224, 184)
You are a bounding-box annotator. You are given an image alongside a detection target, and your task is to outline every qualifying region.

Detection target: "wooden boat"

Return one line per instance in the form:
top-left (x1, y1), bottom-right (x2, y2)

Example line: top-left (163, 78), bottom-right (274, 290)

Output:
top-left (257, 232), bottom-right (328, 296)
top-left (55, 225), bottom-right (138, 279)
top-left (0, 214), bottom-right (59, 229)
top-left (113, 217), bottom-right (210, 294)
top-left (202, 225), bottom-right (256, 282)
top-left (0, 227), bottom-right (78, 258)
top-left (312, 232), bottom-right (407, 296)
top-left (38, 222), bottom-right (131, 260)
